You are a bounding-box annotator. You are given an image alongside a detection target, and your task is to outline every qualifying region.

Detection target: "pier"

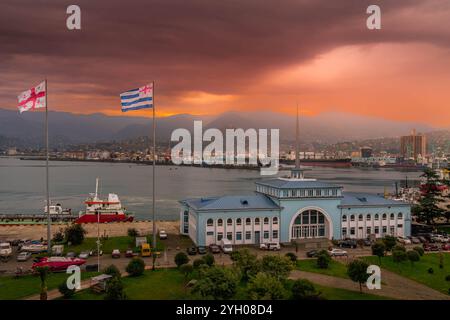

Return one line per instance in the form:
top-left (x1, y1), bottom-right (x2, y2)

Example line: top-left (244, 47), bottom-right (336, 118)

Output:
top-left (0, 214), bottom-right (77, 225)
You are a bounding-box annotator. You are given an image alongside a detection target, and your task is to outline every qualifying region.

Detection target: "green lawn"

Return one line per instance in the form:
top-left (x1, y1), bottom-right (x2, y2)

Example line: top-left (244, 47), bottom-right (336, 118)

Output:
top-left (296, 258), bottom-right (349, 279)
top-left (65, 236), bottom-right (164, 255)
top-left (0, 271), bottom-right (98, 300)
top-left (315, 284), bottom-right (390, 300)
top-left (362, 253), bottom-right (450, 295)
top-left (71, 268), bottom-right (189, 300)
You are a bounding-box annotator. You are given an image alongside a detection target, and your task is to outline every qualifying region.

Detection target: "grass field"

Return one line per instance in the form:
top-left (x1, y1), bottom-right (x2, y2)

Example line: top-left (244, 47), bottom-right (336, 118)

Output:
top-left (296, 258), bottom-right (349, 279)
top-left (64, 235), bottom-right (165, 255)
top-left (0, 271), bottom-right (98, 300)
top-left (362, 252), bottom-right (450, 295)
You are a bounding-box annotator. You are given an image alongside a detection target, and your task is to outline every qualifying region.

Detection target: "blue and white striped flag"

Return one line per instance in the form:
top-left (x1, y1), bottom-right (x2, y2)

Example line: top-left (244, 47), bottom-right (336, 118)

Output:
top-left (120, 83), bottom-right (153, 112)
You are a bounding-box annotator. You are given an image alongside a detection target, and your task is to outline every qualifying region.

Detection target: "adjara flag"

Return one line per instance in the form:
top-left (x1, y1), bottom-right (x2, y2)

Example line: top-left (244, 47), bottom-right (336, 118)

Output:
top-left (17, 81), bottom-right (46, 113)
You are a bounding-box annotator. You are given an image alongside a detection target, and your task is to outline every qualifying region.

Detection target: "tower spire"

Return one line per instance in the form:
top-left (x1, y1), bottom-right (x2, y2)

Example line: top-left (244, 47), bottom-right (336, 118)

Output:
top-left (291, 103), bottom-right (304, 179)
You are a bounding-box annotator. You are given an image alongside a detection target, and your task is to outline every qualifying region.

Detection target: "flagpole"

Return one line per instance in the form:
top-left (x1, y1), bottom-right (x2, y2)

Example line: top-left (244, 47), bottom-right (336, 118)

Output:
top-left (152, 80), bottom-right (157, 269)
top-left (45, 79), bottom-right (51, 253)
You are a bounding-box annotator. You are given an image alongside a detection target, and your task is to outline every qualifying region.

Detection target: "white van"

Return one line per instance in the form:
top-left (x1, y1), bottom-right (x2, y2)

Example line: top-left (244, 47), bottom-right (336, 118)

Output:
top-left (219, 239), bottom-right (233, 253)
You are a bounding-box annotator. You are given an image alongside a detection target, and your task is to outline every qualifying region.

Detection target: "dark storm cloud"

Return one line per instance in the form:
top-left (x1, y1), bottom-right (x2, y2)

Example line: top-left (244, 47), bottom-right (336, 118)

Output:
top-left (0, 0), bottom-right (449, 106)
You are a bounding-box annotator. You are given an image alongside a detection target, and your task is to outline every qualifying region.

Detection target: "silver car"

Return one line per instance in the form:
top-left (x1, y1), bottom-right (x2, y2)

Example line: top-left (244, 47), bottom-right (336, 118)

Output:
top-left (16, 251), bottom-right (32, 262)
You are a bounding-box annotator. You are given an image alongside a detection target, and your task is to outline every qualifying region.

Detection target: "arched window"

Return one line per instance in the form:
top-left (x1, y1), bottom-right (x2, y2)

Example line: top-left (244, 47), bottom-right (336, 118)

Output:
top-left (255, 218), bottom-right (260, 225)
top-left (390, 213), bottom-right (395, 220)
top-left (374, 214), bottom-right (379, 221)
top-left (217, 219), bottom-right (223, 226)
top-left (398, 212), bottom-right (403, 219)
top-left (358, 214), bottom-right (363, 221)
top-left (342, 215), bottom-right (347, 222)
top-left (366, 214), bottom-right (371, 221)
top-left (273, 217), bottom-right (278, 225)
top-left (291, 210), bottom-right (326, 239)
top-left (236, 218), bottom-right (242, 226)
top-left (264, 217), bottom-right (269, 225)
top-left (382, 214), bottom-right (387, 220)
top-left (207, 219), bottom-right (213, 226)
top-left (227, 218), bottom-right (232, 226)
top-left (246, 218), bottom-right (251, 225)
top-left (350, 215), bottom-right (355, 222)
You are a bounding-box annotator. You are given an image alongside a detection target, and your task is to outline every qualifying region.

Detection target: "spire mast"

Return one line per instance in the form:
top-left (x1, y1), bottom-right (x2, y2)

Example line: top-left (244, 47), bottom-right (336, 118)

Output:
top-left (295, 103), bottom-right (300, 169)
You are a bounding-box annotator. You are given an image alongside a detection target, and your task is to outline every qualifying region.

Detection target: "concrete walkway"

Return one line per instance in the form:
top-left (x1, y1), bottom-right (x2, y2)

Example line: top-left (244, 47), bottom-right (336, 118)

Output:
top-left (289, 269), bottom-right (450, 300)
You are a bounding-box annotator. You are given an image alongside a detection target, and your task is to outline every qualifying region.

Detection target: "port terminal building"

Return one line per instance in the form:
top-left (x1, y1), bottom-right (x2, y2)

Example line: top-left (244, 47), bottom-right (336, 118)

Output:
top-left (179, 168), bottom-right (411, 246)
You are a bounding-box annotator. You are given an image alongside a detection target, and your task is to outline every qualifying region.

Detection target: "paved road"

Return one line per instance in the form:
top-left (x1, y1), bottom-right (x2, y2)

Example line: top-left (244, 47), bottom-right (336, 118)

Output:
top-left (289, 269), bottom-right (450, 300)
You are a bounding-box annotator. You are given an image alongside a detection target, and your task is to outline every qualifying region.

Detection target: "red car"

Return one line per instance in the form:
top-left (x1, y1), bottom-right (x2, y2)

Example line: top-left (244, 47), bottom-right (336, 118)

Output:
top-left (442, 243), bottom-right (450, 251)
top-left (32, 257), bottom-right (86, 272)
top-left (423, 243), bottom-right (440, 251)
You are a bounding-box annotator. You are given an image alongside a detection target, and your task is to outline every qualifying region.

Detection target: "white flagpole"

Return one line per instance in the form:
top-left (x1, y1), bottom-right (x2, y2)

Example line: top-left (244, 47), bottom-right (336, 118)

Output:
top-left (45, 79), bottom-right (51, 253)
top-left (152, 81), bottom-right (157, 269)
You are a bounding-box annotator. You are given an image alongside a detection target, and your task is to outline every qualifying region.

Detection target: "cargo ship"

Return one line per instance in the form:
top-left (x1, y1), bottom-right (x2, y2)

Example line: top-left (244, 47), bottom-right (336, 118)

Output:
top-left (281, 158), bottom-right (352, 168)
top-left (75, 178), bottom-right (134, 224)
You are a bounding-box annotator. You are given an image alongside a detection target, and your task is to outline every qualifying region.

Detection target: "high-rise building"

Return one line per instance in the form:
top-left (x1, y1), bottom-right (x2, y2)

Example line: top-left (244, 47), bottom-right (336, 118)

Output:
top-left (400, 129), bottom-right (426, 160)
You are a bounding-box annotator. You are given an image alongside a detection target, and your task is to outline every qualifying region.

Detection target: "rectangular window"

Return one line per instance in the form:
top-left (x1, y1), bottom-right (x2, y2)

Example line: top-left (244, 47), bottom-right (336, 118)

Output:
top-left (366, 227), bottom-right (371, 235)
top-left (342, 227), bottom-right (347, 237)
top-left (217, 232), bottom-right (223, 241)
top-left (227, 232), bottom-right (232, 240)
top-left (350, 227), bottom-right (355, 235)
top-left (236, 232), bottom-right (242, 241)
top-left (397, 224), bottom-right (403, 228)
top-left (302, 214), bottom-right (309, 224)
top-left (308, 190), bottom-right (313, 197)
top-left (390, 226), bottom-right (395, 235)
top-left (318, 225), bottom-right (325, 237)
top-left (183, 226), bottom-right (188, 234)
top-left (206, 231), bottom-right (214, 236)
top-left (332, 189), bottom-right (337, 196)
top-left (264, 231), bottom-right (270, 239)
top-left (315, 189), bottom-right (321, 196)
top-left (318, 215), bottom-right (324, 224)
top-left (272, 230), bottom-right (278, 239)
top-left (374, 226), bottom-right (379, 234)
top-left (382, 226), bottom-right (387, 234)
top-left (245, 231), bottom-right (251, 240)
top-left (310, 212), bottom-right (317, 224)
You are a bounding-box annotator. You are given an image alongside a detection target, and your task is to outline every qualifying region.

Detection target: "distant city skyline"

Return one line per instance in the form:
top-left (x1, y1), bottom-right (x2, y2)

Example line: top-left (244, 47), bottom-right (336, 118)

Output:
top-left (1, 1), bottom-right (450, 126)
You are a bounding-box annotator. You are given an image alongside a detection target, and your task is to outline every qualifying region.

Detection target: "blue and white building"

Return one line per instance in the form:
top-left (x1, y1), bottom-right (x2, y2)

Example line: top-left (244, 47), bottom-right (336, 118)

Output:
top-left (179, 167), bottom-right (411, 247)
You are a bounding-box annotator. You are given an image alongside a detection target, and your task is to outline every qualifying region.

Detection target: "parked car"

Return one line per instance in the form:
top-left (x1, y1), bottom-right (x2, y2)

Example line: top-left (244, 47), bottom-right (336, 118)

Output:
top-left (112, 249), bottom-right (121, 258)
top-left (51, 245), bottom-right (64, 256)
top-left (209, 244), bottom-right (221, 254)
top-left (197, 246), bottom-right (207, 255)
top-left (125, 248), bottom-right (135, 258)
top-left (141, 243), bottom-right (151, 257)
top-left (363, 239), bottom-right (373, 246)
top-left (417, 236), bottom-right (427, 243)
top-left (442, 243), bottom-right (450, 251)
top-left (410, 237), bottom-right (421, 244)
top-left (16, 251), bottom-right (32, 262)
top-left (89, 249), bottom-right (103, 256)
top-left (66, 252), bottom-right (76, 258)
top-left (306, 250), bottom-right (318, 258)
top-left (339, 239), bottom-right (357, 249)
top-left (259, 243), bottom-right (280, 251)
top-left (159, 230), bottom-right (168, 240)
top-left (0, 242), bottom-right (13, 259)
top-left (397, 236), bottom-right (411, 245)
top-left (78, 251), bottom-right (90, 259)
top-left (423, 243), bottom-right (440, 251)
top-left (187, 247), bottom-right (197, 255)
top-left (328, 248), bottom-right (348, 257)
top-left (219, 239), bottom-right (233, 254)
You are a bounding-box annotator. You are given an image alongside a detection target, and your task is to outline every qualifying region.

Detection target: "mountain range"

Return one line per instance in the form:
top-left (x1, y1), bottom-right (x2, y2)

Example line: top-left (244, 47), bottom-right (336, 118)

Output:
top-left (0, 108), bottom-right (438, 149)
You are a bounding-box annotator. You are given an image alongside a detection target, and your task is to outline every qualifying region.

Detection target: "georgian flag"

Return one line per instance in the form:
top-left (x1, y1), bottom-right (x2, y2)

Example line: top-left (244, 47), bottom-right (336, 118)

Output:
top-left (17, 81), bottom-right (46, 113)
top-left (120, 83), bottom-right (153, 112)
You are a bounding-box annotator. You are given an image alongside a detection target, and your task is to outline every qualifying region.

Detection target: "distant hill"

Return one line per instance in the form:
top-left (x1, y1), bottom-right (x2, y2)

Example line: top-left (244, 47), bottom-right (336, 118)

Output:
top-left (0, 108), bottom-right (438, 149)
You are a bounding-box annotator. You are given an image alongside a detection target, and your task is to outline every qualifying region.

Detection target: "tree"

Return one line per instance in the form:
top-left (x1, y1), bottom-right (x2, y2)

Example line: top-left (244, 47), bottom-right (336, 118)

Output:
top-left (347, 260), bottom-right (369, 293)
top-left (247, 272), bottom-right (287, 300)
top-left (52, 229), bottom-right (65, 243)
top-left (64, 224), bottom-right (86, 245)
top-left (179, 263), bottom-right (194, 282)
top-left (392, 249), bottom-right (407, 263)
top-left (382, 236), bottom-right (397, 252)
top-left (192, 266), bottom-right (239, 300)
top-left (193, 258), bottom-right (206, 268)
top-left (103, 264), bottom-right (122, 279)
top-left (392, 244), bottom-right (406, 252)
top-left (126, 257), bottom-right (145, 277)
top-left (127, 228), bottom-right (139, 237)
top-left (316, 250), bottom-right (331, 269)
top-left (202, 254), bottom-right (215, 267)
top-left (260, 255), bottom-right (293, 281)
top-left (174, 252), bottom-right (189, 268)
top-left (371, 242), bottom-right (386, 264)
top-left (35, 266), bottom-right (50, 300)
top-left (417, 168), bottom-right (444, 225)
top-left (285, 252), bottom-right (298, 263)
top-left (291, 279), bottom-right (322, 300)
top-left (407, 250), bottom-right (420, 266)
top-left (105, 277), bottom-right (127, 300)
top-left (230, 249), bottom-right (261, 281)
top-left (413, 246), bottom-right (424, 256)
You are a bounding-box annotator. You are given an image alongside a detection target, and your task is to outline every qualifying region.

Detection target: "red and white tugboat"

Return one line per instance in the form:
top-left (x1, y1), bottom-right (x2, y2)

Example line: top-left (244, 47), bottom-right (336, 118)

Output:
top-left (75, 178), bottom-right (134, 223)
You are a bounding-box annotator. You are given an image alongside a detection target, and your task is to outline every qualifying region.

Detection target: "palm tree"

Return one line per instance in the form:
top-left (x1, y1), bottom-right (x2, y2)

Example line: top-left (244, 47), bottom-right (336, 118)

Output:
top-left (36, 266), bottom-right (50, 300)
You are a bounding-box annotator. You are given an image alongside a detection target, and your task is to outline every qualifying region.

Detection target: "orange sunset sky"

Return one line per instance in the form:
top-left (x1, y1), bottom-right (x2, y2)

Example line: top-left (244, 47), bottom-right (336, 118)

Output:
top-left (1, 0), bottom-right (450, 127)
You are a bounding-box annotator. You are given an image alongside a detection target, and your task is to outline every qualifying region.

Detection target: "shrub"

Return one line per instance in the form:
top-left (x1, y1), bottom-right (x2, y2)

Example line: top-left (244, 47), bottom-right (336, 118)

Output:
top-left (103, 264), bottom-right (122, 279)
top-left (230, 249), bottom-right (260, 281)
top-left (261, 255), bottom-right (293, 280)
top-left (58, 282), bottom-right (75, 299)
top-left (382, 236), bottom-right (397, 251)
top-left (52, 230), bottom-right (65, 243)
top-left (247, 272), bottom-right (288, 300)
top-left (179, 263), bottom-right (194, 281)
top-left (428, 268), bottom-right (434, 274)
top-left (104, 277), bottom-right (127, 300)
top-left (175, 252), bottom-right (189, 267)
top-left (413, 246), bottom-right (424, 256)
top-left (445, 275), bottom-right (450, 281)
top-left (126, 257), bottom-right (145, 277)
top-left (285, 252), bottom-right (298, 263)
top-left (202, 254), bottom-right (215, 267)
top-left (127, 228), bottom-right (139, 237)
top-left (192, 266), bottom-right (239, 299)
top-left (64, 224), bottom-right (86, 245)
top-left (193, 258), bottom-right (206, 268)
top-left (392, 249), bottom-right (408, 263)
top-left (407, 250), bottom-right (420, 265)
top-left (291, 279), bottom-right (322, 300)
top-left (392, 245), bottom-right (406, 252)
top-left (316, 250), bottom-right (331, 269)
